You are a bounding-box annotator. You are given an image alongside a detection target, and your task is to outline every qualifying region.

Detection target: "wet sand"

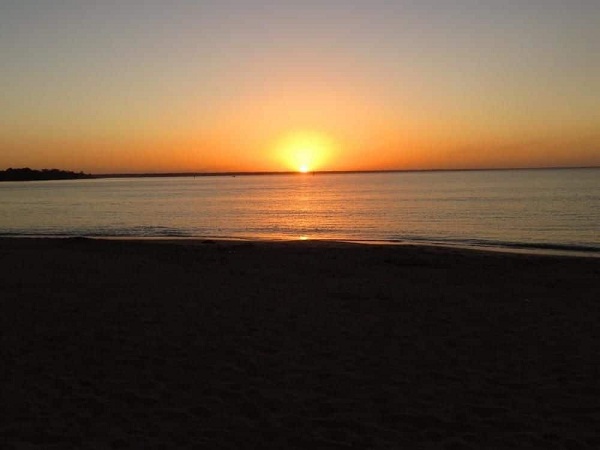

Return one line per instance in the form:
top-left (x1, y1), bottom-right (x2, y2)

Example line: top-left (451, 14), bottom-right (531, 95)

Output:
top-left (2, 238), bottom-right (600, 449)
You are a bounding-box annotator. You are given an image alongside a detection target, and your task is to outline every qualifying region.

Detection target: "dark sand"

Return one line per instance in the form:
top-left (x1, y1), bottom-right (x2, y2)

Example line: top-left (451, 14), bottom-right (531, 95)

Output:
top-left (2, 238), bottom-right (599, 449)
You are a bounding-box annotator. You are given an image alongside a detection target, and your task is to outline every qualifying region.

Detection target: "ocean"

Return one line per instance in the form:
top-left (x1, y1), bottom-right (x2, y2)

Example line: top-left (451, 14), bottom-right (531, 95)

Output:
top-left (1, 168), bottom-right (598, 255)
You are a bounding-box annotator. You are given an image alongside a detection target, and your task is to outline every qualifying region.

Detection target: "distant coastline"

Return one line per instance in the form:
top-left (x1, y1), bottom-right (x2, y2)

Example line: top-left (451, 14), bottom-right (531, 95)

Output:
top-left (93, 166), bottom-right (599, 179)
top-left (1, 166), bottom-right (597, 182)
top-left (0, 168), bottom-right (94, 182)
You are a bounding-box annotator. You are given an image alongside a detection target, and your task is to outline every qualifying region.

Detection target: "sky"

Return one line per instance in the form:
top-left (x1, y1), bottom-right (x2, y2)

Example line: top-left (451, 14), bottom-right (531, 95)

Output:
top-left (1, 0), bottom-right (599, 173)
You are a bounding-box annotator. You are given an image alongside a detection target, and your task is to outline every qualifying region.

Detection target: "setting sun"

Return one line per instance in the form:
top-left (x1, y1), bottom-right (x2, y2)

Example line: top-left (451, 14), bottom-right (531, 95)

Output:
top-left (275, 131), bottom-right (335, 173)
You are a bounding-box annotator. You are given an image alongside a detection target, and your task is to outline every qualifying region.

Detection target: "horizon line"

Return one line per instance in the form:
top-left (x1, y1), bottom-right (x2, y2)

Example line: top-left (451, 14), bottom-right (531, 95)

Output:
top-left (93, 165), bottom-right (599, 178)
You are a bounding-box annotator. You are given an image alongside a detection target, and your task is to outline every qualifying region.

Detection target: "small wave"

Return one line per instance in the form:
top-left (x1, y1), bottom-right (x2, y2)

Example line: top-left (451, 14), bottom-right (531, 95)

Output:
top-left (2, 229), bottom-right (599, 257)
top-left (0, 226), bottom-right (194, 238)
top-left (386, 235), bottom-right (600, 256)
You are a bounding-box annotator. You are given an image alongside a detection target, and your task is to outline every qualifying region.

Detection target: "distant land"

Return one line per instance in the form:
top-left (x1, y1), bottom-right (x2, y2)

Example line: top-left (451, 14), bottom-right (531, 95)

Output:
top-left (1, 166), bottom-right (597, 182)
top-left (94, 166), bottom-right (598, 179)
top-left (0, 168), bottom-right (94, 182)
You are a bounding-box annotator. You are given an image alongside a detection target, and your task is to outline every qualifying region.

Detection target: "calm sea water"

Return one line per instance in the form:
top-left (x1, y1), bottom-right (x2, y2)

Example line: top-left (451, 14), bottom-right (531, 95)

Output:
top-left (1, 169), bottom-right (598, 255)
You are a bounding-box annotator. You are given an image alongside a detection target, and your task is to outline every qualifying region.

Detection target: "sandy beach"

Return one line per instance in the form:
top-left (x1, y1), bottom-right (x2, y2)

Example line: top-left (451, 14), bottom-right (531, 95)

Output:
top-left (2, 237), bottom-right (599, 449)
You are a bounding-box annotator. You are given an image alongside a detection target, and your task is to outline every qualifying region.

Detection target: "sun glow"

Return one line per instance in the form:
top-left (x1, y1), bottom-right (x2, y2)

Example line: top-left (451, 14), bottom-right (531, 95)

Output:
top-left (276, 131), bottom-right (335, 173)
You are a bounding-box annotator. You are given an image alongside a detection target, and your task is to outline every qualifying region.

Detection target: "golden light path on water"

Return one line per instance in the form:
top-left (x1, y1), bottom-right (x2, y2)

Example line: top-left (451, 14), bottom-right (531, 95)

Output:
top-left (0, 170), bottom-right (598, 257)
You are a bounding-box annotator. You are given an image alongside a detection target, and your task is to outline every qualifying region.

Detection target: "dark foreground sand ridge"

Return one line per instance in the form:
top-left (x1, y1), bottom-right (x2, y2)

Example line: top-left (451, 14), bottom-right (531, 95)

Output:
top-left (2, 238), bottom-right (600, 449)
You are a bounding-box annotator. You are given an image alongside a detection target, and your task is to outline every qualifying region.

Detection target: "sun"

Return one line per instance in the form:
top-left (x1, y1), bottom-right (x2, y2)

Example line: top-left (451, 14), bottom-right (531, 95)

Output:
top-left (275, 131), bottom-right (335, 173)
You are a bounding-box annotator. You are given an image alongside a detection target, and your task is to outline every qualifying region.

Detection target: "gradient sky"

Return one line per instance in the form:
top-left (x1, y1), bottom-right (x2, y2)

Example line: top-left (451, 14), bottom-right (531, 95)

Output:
top-left (1, 0), bottom-right (599, 173)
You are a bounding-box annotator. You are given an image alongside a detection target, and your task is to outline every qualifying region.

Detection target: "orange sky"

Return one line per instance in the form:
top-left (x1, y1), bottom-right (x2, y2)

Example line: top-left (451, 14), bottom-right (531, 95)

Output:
top-left (1, 1), bottom-right (599, 173)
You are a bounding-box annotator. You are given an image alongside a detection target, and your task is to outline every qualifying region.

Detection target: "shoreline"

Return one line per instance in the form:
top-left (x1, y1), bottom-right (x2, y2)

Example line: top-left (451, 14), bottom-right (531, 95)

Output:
top-left (2, 233), bottom-right (599, 258)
